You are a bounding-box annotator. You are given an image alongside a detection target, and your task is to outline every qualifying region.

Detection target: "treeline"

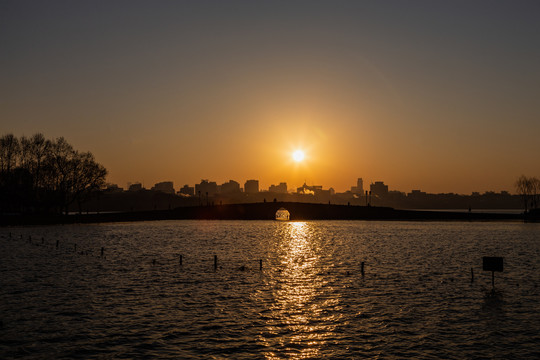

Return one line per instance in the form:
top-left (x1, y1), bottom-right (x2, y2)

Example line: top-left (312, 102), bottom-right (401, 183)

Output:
top-left (0, 133), bottom-right (107, 214)
top-left (515, 175), bottom-right (540, 212)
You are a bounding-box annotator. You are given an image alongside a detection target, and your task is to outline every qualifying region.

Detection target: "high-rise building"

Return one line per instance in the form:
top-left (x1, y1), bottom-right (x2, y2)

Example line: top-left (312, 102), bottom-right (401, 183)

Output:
top-left (351, 178), bottom-right (364, 194)
top-left (244, 180), bottom-right (259, 194)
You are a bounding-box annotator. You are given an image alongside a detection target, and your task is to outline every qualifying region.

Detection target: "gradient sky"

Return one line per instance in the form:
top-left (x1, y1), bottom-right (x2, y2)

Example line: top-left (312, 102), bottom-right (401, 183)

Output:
top-left (2, 0), bottom-right (540, 194)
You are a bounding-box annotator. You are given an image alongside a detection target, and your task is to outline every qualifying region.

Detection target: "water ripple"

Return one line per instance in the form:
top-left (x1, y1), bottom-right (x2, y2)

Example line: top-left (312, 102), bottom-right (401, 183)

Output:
top-left (1, 221), bottom-right (539, 358)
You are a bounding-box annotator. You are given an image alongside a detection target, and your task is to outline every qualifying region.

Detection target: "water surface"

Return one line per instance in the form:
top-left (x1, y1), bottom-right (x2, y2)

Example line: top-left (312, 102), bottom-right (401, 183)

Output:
top-left (1, 220), bottom-right (539, 359)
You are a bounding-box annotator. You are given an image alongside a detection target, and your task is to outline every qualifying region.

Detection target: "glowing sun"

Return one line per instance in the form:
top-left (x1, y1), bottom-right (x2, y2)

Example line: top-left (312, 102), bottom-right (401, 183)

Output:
top-left (292, 149), bottom-right (305, 162)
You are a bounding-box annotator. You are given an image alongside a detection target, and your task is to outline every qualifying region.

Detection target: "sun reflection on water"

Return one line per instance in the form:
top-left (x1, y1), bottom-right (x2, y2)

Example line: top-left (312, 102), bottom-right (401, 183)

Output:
top-left (259, 222), bottom-right (342, 359)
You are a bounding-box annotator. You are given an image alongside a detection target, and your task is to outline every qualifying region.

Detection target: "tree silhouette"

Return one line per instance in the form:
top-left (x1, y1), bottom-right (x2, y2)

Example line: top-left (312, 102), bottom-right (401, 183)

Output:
top-left (515, 175), bottom-right (540, 212)
top-left (0, 134), bottom-right (19, 173)
top-left (0, 133), bottom-right (107, 214)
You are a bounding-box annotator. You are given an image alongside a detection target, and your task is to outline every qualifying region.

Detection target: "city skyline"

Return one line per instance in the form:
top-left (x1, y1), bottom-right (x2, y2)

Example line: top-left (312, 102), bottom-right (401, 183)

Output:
top-left (2, 1), bottom-right (540, 194)
top-left (118, 176), bottom-right (515, 197)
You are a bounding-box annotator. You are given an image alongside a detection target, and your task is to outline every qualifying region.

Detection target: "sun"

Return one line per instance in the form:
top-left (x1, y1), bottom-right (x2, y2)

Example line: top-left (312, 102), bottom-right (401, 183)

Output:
top-left (292, 149), bottom-right (305, 162)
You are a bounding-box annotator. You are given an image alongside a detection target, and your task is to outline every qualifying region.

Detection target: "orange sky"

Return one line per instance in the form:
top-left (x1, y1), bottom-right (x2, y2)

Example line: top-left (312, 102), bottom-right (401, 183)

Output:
top-left (2, 1), bottom-right (539, 194)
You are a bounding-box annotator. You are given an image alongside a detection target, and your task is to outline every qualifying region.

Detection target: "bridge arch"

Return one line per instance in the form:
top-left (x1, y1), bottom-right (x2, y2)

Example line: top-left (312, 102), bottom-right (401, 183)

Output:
top-left (275, 207), bottom-right (290, 221)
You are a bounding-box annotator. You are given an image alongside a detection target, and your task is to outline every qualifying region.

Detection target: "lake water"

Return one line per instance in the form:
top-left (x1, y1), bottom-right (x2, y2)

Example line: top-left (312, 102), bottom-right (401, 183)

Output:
top-left (1, 220), bottom-right (539, 359)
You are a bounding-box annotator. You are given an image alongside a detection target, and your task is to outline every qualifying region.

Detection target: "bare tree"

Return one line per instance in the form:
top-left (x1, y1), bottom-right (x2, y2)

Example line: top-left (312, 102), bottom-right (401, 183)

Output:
top-left (515, 175), bottom-right (531, 212)
top-left (0, 134), bottom-right (20, 173)
top-left (21, 134), bottom-right (51, 189)
top-left (531, 177), bottom-right (540, 210)
top-left (19, 135), bottom-right (32, 170)
top-left (515, 175), bottom-right (540, 212)
top-left (19, 134), bottom-right (52, 210)
top-left (67, 151), bottom-right (107, 214)
top-left (41, 137), bottom-right (73, 213)
top-left (43, 137), bottom-right (108, 214)
top-left (0, 133), bottom-right (107, 214)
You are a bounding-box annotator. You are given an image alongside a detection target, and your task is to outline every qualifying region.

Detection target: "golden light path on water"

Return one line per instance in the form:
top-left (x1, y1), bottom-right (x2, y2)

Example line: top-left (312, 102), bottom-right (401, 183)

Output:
top-left (259, 222), bottom-right (344, 359)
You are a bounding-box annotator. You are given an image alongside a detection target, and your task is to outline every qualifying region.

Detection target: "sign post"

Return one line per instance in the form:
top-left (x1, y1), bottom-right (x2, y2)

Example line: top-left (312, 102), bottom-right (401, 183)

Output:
top-left (482, 257), bottom-right (503, 288)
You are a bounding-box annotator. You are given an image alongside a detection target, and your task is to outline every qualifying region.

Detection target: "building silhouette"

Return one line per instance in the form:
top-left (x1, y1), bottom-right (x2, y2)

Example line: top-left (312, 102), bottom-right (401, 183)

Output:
top-left (408, 189), bottom-right (427, 198)
top-left (269, 182), bottom-right (288, 193)
top-left (351, 178), bottom-right (364, 194)
top-left (296, 183), bottom-right (335, 197)
top-left (195, 179), bottom-right (218, 197)
top-left (105, 184), bottom-right (124, 193)
top-left (297, 183), bottom-right (322, 194)
top-left (179, 184), bottom-right (195, 196)
top-left (128, 183), bottom-right (143, 192)
top-left (244, 180), bottom-right (259, 194)
top-left (220, 180), bottom-right (241, 194)
top-left (152, 181), bottom-right (175, 194)
top-left (370, 181), bottom-right (389, 197)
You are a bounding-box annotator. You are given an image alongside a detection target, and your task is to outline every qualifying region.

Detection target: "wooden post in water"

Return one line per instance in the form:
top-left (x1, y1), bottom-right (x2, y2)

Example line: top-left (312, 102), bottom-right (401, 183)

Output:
top-left (214, 255), bottom-right (218, 271)
top-left (179, 254), bottom-right (183, 266)
top-left (471, 268), bottom-right (474, 283)
top-left (259, 259), bottom-right (263, 271)
top-left (101, 247), bottom-right (104, 257)
top-left (361, 261), bottom-right (365, 276)
top-left (483, 257), bottom-right (503, 289)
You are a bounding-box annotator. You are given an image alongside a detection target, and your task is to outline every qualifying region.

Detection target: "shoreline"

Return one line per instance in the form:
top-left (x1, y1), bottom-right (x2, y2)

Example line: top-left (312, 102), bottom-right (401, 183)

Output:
top-left (1, 202), bottom-right (531, 226)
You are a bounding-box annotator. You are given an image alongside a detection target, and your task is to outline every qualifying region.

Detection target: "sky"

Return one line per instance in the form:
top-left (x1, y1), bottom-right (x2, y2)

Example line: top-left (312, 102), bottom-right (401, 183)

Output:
top-left (2, 0), bottom-right (540, 194)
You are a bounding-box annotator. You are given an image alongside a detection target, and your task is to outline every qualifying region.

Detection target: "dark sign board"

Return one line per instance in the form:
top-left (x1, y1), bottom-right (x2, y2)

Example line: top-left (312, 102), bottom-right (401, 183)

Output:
top-left (483, 257), bottom-right (503, 272)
